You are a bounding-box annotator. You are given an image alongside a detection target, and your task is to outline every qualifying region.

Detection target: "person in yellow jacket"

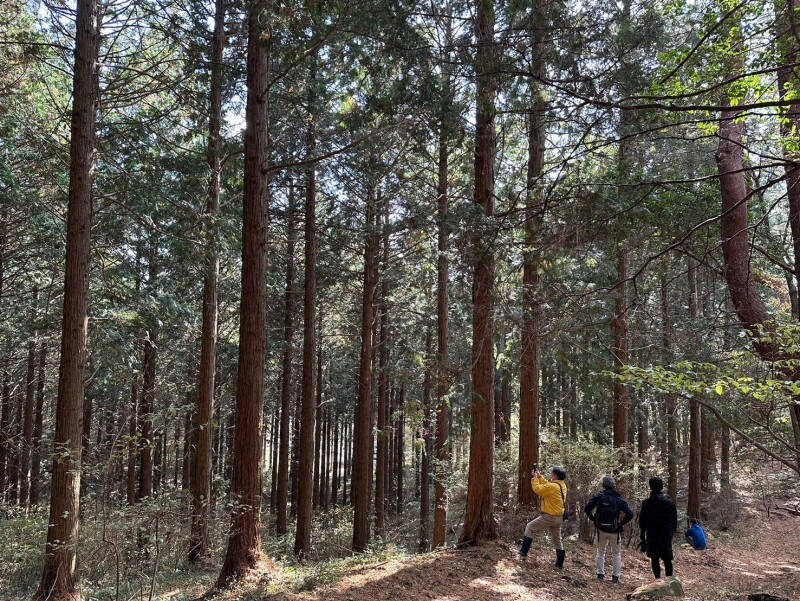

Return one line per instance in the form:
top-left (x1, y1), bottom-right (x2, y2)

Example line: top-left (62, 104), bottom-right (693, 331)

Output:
top-left (517, 466), bottom-right (567, 569)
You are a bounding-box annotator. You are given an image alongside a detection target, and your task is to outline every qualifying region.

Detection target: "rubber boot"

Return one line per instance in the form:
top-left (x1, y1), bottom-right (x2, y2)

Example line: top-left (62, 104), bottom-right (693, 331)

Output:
top-left (518, 536), bottom-right (533, 558)
top-left (555, 549), bottom-right (566, 569)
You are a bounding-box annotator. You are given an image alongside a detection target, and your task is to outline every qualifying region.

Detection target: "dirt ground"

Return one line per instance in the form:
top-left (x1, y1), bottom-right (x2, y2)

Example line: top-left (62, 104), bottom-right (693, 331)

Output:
top-left (267, 504), bottom-right (800, 601)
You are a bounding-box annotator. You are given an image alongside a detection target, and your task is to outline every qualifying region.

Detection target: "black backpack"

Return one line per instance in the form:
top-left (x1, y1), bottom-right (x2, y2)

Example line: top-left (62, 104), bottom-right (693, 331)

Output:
top-left (594, 494), bottom-right (619, 533)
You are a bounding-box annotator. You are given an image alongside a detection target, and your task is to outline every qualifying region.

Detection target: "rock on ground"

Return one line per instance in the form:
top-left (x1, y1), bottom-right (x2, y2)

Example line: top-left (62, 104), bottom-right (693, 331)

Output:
top-left (625, 576), bottom-right (685, 600)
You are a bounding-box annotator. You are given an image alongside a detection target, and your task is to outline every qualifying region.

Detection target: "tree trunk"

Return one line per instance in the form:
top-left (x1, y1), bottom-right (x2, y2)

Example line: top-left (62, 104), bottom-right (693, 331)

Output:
top-left (277, 187), bottom-right (297, 536)
top-left (35, 0), bottom-right (98, 596)
top-left (342, 419), bottom-right (350, 506)
top-left (775, 0), bottom-right (800, 466)
top-left (153, 425), bottom-right (163, 493)
top-left (181, 407), bottom-right (192, 491)
top-left (396, 385), bottom-right (405, 514)
top-left (269, 410), bottom-right (278, 511)
top-left (433, 65), bottom-right (452, 550)
top-left (420, 327), bottom-right (432, 552)
top-left (20, 337), bottom-right (36, 509)
top-left (638, 405), bottom-right (649, 457)
top-left (776, 0), bottom-right (800, 313)
top-left (701, 412), bottom-right (716, 494)
top-left (714, 13), bottom-right (800, 468)
top-left (330, 413), bottom-right (340, 506)
top-left (322, 405), bottom-right (330, 510)
top-left (660, 272), bottom-right (678, 501)
top-left (30, 340), bottom-right (47, 505)
top-left (375, 204), bottom-right (390, 537)
top-left (313, 390), bottom-right (322, 509)
top-left (172, 414), bottom-right (181, 490)
top-left (294, 68), bottom-right (318, 555)
top-left (0, 372), bottom-right (10, 501)
top-left (139, 250), bottom-right (158, 501)
top-left (127, 378), bottom-right (139, 505)
top-left (720, 424), bottom-right (731, 493)
top-left (386, 386), bottom-right (395, 513)
top-left (9, 390), bottom-right (21, 505)
top-left (352, 187), bottom-right (379, 551)
top-left (190, 0), bottom-right (225, 561)
top-left (214, 0), bottom-right (271, 585)
top-left (687, 260), bottom-right (702, 519)
top-left (519, 24), bottom-right (545, 503)
top-left (290, 388), bottom-right (300, 515)
top-left (460, 0), bottom-right (497, 546)
top-left (612, 0), bottom-right (634, 456)
top-left (612, 243), bottom-right (630, 451)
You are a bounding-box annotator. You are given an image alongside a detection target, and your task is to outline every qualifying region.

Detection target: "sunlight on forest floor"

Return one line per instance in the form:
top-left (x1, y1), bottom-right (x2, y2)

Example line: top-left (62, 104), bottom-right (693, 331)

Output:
top-left (2, 498), bottom-right (799, 600)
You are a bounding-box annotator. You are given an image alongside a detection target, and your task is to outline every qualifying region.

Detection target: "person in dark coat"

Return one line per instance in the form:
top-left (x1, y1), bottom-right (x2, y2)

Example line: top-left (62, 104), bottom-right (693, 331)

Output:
top-left (638, 476), bottom-right (678, 579)
top-left (584, 475), bottom-right (635, 583)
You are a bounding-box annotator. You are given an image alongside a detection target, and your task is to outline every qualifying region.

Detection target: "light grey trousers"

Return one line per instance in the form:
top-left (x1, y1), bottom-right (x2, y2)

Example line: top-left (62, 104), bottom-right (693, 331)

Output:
top-left (595, 530), bottom-right (622, 577)
top-left (523, 513), bottom-right (564, 551)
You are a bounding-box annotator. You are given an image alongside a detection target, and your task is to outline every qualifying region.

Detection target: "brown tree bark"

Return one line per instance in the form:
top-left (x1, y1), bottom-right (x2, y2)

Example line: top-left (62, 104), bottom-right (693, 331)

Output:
top-left (323, 405), bottom-right (331, 511)
top-left (433, 74), bottom-right (452, 550)
top-left (127, 377), bottom-right (139, 505)
top-left (720, 424), bottom-right (731, 493)
top-left (352, 187), bottom-right (379, 551)
top-left (661, 272), bottom-right (678, 501)
top-left (420, 327), bottom-right (432, 551)
top-left (611, 0), bottom-right (633, 457)
top-left (173, 415), bottom-right (181, 489)
top-left (294, 65), bottom-right (318, 555)
top-left (460, 0), bottom-right (497, 546)
top-left (700, 412), bottom-right (715, 493)
top-left (518, 0), bottom-right (545, 506)
top-left (330, 413), bottom-right (339, 506)
top-left (774, 0), bottom-right (800, 466)
top-left (9, 390), bottom-right (21, 505)
top-left (432, 132), bottom-right (450, 549)
top-left (375, 204), bottom-right (389, 537)
top-left (35, 0), bottom-right (98, 596)
top-left (276, 187), bottom-right (297, 536)
top-left (713, 15), bottom-right (800, 469)
top-left (637, 405), bottom-right (649, 457)
top-left (342, 419), bottom-right (350, 506)
top-left (153, 425), bottom-right (163, 493)
top-left (181, 407), bottom-right (192, 491)
top-left (290, 388), bottom-right (300, 514)
top-left (269, 410), bottom-right (278, 511)
top-left (386, 386), bottom-right (395, 513)
top-left (396, 384), bottom-right (405, 514)
top-left (687, 260), bottom-right (702, 519)
top-left (0, 372), bottom-right (9, 500)
top-left (30, 340), bottom-right (47, 505)
top-left (776, 0), bottom-right (800, 302)
top-left (189, 0), bottom-right (225, 561)
top-left (313, 390), bottom-right (322, 509)
top-left (19, 336), bottom-right (36, 509)
top-left (214, 0), bottom-right (271, 585)
top-left (139, 250), bottom-right (158, 501)
top-left (611, 243), bottom-right (630, 451)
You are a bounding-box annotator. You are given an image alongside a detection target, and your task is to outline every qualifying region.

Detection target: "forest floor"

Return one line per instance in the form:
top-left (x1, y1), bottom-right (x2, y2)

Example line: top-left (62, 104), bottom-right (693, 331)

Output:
top-left (193, 500), bottom-right (800, 601)
top-left (4, 497), bottom-right (799, 600)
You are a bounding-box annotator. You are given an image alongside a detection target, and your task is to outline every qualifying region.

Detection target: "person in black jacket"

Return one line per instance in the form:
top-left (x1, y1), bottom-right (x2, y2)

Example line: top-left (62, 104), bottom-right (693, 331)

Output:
top-left (638, 476), bottom-right (678, 579)
top-left (584, 475), bottom-right (634, 583)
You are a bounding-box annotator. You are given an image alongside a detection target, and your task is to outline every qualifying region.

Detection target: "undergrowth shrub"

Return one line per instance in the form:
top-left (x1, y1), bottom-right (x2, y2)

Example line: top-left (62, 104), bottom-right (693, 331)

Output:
top-left (0, 504), bottom-right (47, 596)
top-left (540, 434), bottom-right (623, 542)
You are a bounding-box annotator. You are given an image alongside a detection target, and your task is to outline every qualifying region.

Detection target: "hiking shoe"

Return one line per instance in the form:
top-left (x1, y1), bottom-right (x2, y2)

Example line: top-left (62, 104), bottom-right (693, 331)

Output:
top-left (597, 574), bottom-right (605, 580)
top-left (611, 576), bottom-right (620, 584)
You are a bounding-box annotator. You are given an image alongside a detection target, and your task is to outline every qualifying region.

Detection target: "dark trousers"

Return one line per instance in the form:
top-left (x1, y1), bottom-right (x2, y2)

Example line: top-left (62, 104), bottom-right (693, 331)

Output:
top-left (650, 556), bottom-right (673, 578)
